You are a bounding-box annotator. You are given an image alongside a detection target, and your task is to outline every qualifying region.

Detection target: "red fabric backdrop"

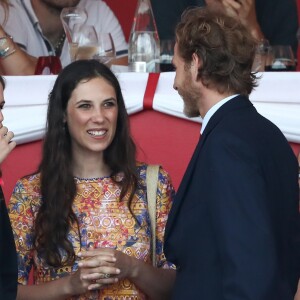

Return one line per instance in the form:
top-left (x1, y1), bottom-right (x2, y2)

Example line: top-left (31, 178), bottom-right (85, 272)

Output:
top-left (104, 0), bottom-right (137, 42)
top-left (1, 111), bottom-right (199, 201)
top-left (2, 110), bottom-right (300, 203)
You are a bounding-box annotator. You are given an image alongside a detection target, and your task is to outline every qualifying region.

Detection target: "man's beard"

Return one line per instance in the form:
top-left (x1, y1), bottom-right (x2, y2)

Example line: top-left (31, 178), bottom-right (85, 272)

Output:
top-left (41, 0), bottom-right (81, 11)
top-left (179, 77), bottom-right (200, 118)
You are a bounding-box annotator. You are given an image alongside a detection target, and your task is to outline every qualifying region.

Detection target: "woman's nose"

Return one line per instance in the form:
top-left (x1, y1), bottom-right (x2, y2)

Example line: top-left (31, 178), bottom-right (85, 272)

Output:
top-left (91, 108), bottom-right (104, 122)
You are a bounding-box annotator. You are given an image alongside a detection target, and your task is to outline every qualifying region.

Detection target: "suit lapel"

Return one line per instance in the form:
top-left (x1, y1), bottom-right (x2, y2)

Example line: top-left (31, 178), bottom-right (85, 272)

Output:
top-left (165, 130), bottom-right (207, 238)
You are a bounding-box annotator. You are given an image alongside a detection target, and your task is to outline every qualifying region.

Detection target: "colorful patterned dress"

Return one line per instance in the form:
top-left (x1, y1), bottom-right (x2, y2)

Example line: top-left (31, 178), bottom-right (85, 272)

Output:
top-left (8, 163), bottom-right (175, 300)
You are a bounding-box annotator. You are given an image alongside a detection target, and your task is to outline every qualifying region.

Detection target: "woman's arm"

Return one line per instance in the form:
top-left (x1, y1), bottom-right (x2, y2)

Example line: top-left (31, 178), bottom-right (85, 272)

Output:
top-left (17, 276), bottom-right (74, 300)
top-left (16, 254), bottom-right (119, 300)
top-left (79, 249), bottom-right (176, 300)
top-left (120, 253), bottom-right (176, 300)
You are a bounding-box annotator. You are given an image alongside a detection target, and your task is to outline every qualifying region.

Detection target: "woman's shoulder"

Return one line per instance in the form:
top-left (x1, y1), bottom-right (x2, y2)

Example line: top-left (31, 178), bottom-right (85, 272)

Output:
top-left (14, 173), bottom-right (41, 194)
top-left (136, 162), bottom-right (172, 183)
top-left (9, 173), bottom-right (41, 211)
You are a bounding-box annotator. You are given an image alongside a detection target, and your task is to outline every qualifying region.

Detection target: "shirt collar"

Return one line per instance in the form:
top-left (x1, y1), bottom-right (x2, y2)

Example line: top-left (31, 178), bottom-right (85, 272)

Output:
top-left (200, 94), bottom-right (238, 134)
top-left (21, 0), bottom-right (41, 29)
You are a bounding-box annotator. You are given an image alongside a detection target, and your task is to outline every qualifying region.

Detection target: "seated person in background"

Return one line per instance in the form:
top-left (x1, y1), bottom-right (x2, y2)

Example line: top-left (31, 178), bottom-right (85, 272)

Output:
top-left (0, 0), bottom-right (128, 75)
top-left (8, 60), bottom-right (176, 299)
top-left (0, 75), bottom-right (17, 299)
top-left (152, 0), bottom-right (298, 54)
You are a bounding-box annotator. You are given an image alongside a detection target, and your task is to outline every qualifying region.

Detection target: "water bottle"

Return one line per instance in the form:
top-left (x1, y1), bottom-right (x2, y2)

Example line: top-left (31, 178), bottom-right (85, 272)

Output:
top-left (128, 0), bottom-right (160, 73)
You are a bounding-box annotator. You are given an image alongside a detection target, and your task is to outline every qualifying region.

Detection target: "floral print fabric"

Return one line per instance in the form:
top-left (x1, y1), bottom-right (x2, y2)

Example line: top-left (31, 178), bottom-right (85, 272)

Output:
top-left (8, 163), bottom-right (175, 299)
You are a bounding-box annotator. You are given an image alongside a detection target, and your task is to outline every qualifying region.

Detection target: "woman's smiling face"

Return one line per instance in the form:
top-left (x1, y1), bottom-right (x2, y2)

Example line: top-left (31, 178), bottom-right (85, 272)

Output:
top-left (65, 76), bottom-right (118, 158)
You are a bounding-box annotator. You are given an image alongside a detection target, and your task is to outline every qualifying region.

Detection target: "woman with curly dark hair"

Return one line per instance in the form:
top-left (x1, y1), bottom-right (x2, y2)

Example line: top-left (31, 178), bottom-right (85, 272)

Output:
top-left (8, 60), bottom-right (175, 299)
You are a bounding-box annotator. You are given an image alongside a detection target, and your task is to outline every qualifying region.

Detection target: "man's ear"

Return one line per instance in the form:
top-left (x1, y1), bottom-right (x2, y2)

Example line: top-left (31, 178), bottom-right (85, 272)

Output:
top-left (191, 52), bottom-right (201, 81)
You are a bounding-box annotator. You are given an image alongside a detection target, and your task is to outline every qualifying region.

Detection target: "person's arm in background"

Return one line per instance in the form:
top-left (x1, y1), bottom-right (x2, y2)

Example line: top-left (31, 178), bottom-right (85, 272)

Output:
top-left (220, 0), bottom-right (298, 54)
top-left (0, 25), bottom-right (37, 75)
top-left (220, 0), bottom-right (264, 41)
top-left (0, 1), bottom-right (37, 75)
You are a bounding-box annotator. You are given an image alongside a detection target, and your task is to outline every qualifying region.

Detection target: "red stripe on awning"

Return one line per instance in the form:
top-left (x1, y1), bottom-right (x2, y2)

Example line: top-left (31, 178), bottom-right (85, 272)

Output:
top-left (143, 73), bottom-right (160, 110)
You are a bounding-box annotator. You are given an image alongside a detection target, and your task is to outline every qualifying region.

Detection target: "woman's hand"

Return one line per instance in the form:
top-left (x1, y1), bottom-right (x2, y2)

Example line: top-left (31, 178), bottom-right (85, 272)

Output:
top-left (78, 247), bottom-right (176, 300)
top-left (0, 125), bottom-right (16, 164)
top-left (78, 247), bottom-right (140, 290)
top-left (76, 249), bottom-right (121, 291)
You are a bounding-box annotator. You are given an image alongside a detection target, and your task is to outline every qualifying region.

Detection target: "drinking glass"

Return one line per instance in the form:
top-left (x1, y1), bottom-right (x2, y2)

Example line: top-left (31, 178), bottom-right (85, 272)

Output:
top-left (159, 39), bottom-right (175, 72)
top-left (60, 7), bottom-right (88, 61)
top-left (93, 32), bottom-right (116, 67)
top-left (251, 39), bottom-right (270, 72)
top-left (265, 45), bottom-right (296, 71)
top-left (75, 26), bottom-right (116, 67)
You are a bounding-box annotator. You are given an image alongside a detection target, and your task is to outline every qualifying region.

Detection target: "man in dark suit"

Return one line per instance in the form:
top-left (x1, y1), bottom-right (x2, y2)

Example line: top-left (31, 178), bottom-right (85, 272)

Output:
top-left (164, 7), bottom-right (300, 299)
top-left (0, 75), bottom-right (17, 299)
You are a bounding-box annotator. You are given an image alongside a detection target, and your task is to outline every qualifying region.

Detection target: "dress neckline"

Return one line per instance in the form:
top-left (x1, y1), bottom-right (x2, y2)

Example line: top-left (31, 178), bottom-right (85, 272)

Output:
top-left (74, 175), bottom-right (111, 181)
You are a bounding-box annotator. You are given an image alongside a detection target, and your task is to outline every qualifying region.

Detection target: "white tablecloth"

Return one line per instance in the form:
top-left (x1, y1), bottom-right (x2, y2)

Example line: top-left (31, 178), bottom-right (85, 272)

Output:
top-left (4, 72), bottom-right (300, 144)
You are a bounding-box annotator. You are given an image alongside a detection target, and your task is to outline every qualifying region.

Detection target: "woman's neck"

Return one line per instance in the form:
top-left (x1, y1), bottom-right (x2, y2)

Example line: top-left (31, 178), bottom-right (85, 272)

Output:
top-left (72, 153), bottom-right (111, 179)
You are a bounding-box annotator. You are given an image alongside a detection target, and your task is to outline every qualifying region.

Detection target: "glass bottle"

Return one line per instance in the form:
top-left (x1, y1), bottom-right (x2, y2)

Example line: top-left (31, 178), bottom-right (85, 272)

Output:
top-left (128, 0), bottom-right (160, 73)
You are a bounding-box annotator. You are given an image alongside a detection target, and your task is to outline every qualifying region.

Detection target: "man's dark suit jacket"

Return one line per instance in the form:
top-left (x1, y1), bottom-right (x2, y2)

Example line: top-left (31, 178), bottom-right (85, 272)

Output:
top-left (164, 96), bottom-right (300, 299)
top-left (0, 186), bottom-right (17, 299)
